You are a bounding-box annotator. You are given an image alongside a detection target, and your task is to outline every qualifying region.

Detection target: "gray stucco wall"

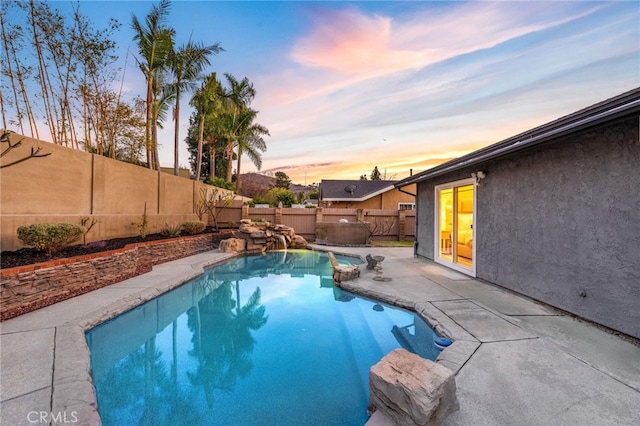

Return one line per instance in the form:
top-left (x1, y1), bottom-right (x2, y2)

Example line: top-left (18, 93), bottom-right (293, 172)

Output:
top-left (416, 117), bottom-right (640, 338)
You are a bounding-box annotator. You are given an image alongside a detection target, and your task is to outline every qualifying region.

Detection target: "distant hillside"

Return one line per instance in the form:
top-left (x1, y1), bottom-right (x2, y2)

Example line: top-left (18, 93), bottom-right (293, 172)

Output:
top-left (240, 173), bottom-right (314, 198)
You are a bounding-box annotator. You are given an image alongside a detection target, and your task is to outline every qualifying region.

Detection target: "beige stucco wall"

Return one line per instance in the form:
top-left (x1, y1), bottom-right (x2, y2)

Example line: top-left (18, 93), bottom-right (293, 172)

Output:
top-left (0, 134), bottom-right (237, 251)
top-left (92, 154), bottom-right (159, 214)
top-left (159, 172), bottom-right (194, 214)
top-left (1, 135), bottom-right (92, 214)
top-left (380, 184), bottom-right (416, 209)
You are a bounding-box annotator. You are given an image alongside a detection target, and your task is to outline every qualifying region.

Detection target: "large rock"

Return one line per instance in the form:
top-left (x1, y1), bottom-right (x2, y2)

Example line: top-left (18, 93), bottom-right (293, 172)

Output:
top-left (327, 251), bottom-right (360, 283)
top-left (289, 235), bottom-right (310, 249)
top-left (219, 238), bottom-right (246, 253)
top-left (369, 348), bottom-right (458, 426)
top-left (221, 220), bottom-right (310, 254)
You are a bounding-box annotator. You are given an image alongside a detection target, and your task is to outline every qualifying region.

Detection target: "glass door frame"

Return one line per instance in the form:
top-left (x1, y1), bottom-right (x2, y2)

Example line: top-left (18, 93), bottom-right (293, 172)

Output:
top-left (434, 178), bottom-right (477, 277)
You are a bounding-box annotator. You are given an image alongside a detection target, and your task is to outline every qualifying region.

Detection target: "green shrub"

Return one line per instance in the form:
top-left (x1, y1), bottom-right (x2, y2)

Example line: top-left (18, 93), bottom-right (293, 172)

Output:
top-left (251, 195), bottom-right (270, 206)
top-left (161, 223), bottom-right (182, 238)
top-left (264, 187), bottom-right (297, 207)
top-left (182, 221), bottom-right (206, 235)
top-left (17, 223), bottom-right (84, 256)
top-left (204, 176), bottom-right (236, 191)
top-left (227, 220), bottom-right (237, 228)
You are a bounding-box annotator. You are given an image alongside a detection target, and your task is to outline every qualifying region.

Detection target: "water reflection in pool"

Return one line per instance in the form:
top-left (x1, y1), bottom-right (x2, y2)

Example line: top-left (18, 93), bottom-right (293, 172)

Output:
top-left (86, 250), bottom-right (442, 426)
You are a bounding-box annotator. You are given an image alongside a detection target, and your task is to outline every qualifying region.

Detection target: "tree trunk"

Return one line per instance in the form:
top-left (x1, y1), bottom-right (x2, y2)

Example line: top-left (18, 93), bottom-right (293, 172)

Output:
top-left (0, 89), bottom-right (6, 130)
top-left (28, 0), bottom-right (57, 144)
top-left (145, 77), bottom-right (154, 168)
top-left (0, 13), bottom-right (22, 133)
top-left (236, 147), bottom-right (243, 194)
top-left (208, 136), bottom-right (216, 180)
top-left (195, 115), bottom-right (204, 180)
top-left (225, 142), bottom-right (233, 183)
top-left (151, 110), bottom-right (160, 170)
top-left (173, 88), bottom-right (181, 175)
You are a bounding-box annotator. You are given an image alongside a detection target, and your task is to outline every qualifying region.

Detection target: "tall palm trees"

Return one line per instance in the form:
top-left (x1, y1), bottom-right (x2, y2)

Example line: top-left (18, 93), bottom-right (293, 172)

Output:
top-left (131, 0), bottom-right (175, 170)
top-left (234, 110), bottom-right (269, 193)
top-left (169, 39), bottom-right (223, 175)
top-left (132, 0), bottom-right (222, 172)
top-left (219, 74), bottom-right (268, 192)
top-left (188, 73), bottom-right (269, 191)
top-left (221, 74), bottom-right (254, 183)
top-left (190, 73), bottom-right (224, 180)
top-left (132, 2), bottom-right (268, 184)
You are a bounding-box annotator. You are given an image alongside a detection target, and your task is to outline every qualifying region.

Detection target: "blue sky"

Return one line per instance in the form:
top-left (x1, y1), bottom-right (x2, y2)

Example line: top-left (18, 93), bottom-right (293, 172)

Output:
top-left (13, 1), bottom-right (640, 184)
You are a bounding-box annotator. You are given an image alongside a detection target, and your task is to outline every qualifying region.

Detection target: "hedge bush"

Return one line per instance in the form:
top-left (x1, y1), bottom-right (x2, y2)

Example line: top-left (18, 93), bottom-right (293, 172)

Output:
top-left (182, 221), bottom-right (206, 235)
top-left (17, 223), bottom-right (84, 256)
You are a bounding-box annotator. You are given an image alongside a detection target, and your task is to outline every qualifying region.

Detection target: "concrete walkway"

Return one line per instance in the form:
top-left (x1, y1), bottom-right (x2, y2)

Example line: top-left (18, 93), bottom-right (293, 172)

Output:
top-left (1, 247), bottom-right (639, 425)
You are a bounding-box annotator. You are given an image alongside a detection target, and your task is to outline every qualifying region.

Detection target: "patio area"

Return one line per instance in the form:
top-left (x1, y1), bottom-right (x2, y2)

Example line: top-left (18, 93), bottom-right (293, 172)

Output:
top-left (1, 246), bottom-right (639, 425)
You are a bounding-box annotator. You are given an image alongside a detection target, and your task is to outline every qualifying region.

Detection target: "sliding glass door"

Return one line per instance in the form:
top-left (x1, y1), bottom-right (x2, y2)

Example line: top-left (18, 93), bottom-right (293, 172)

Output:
top-left (435, 179), bottom-right (476, 276)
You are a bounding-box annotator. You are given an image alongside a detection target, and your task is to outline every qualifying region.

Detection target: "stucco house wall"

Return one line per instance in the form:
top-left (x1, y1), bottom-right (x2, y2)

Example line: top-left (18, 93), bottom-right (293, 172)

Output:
top-left (414, 116), bottom-right (640, 338)
top-left (381, 184), bottom-right (416, 209)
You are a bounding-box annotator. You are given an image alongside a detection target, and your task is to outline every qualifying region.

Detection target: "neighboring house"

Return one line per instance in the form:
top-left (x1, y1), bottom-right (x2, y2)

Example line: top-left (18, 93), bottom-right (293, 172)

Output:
top-left (395, 88), bottom-right (640, 339)
top-left (319, 180), bottom-right (416, 209)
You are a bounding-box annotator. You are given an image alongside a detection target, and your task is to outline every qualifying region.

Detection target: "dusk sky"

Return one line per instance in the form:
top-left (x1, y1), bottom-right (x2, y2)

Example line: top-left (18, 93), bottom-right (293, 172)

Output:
top-left (11, 1), bottom-right (640, 184)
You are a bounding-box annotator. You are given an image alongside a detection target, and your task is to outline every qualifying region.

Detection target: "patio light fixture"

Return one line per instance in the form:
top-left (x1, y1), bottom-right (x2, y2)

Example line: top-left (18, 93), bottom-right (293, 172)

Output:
top-left (471, 171), bottom-right (486, 185)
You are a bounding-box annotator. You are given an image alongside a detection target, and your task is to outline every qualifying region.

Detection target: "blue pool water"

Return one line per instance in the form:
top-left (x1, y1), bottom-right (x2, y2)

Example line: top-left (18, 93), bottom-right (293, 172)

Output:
top-left (86, 250), bottom-right (442, 426)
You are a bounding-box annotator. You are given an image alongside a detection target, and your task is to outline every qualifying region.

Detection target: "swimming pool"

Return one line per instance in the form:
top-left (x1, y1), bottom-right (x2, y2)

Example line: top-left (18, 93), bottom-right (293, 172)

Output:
top-left (86, 250), bottom-right (442, 426)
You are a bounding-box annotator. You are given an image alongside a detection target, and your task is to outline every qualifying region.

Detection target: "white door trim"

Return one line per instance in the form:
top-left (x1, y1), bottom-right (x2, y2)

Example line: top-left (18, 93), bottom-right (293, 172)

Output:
top-left (434, 178), bottom-right (477, 277)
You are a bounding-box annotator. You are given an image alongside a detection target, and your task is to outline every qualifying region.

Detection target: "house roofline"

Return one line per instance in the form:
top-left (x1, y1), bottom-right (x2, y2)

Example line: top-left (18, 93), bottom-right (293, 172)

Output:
top-left (396, 88), bottom-right (640, 187)
top-left (321, 184), bottom-right (396, 202)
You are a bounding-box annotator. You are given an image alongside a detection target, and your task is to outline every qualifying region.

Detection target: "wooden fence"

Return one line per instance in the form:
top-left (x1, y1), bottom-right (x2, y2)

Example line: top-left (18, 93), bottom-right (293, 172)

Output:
top-left (213, 205), bottom-right (415, 242)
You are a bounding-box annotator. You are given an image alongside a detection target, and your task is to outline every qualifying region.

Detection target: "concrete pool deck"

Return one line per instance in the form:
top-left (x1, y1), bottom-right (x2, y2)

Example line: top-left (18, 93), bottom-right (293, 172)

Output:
top-left (1, 247), bottom-right (639, 425)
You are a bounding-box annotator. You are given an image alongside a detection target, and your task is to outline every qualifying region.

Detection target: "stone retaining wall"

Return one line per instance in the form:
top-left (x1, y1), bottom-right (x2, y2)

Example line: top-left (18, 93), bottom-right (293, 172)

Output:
top-left (0, 233), bottom-right (219, 321)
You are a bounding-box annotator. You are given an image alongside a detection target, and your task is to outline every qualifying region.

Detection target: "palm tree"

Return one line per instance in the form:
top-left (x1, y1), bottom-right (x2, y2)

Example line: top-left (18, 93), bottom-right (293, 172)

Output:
top-left (131, 0), bottom-right (175, 169)
top-left (190, 73), bottom-right (223, 180)
top-left (169, 39), bottom-right (223, 175)
top-left (152, 71), bottom-right (176, 167)
top-left (221, 74), bottom-right (256, 183)
top-left (234, 109), bottom-right (269, 193)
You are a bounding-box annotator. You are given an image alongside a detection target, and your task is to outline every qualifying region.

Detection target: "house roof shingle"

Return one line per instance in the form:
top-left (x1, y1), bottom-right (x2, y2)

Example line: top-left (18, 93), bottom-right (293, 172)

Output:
top-left (319, 180), bottom-right (397, 201)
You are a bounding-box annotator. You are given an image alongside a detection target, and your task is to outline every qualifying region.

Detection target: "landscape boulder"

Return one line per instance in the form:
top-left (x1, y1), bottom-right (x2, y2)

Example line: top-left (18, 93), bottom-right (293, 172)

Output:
top-left (327, 251), bottom-right (360, 283)
top-left (369, 348), bottom-right (458, 426)
top-left (219, 238), bottom-right (246, 253)
top-left (220, 219), bottom-right (310, 254)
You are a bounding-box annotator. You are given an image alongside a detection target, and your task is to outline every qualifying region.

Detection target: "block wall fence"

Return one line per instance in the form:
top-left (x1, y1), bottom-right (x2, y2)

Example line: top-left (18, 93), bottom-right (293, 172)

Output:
top-left (0, 134), bottom-right (235, 251)
top-left (1, 134), bottom-right (414, 252)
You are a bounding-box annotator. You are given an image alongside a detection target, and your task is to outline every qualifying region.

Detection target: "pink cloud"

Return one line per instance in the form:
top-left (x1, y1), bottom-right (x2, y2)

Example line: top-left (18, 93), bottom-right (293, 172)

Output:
top-left (289, 2), bottom-right (603, 79)
top-left (291, 8), bottom-right (426, 75)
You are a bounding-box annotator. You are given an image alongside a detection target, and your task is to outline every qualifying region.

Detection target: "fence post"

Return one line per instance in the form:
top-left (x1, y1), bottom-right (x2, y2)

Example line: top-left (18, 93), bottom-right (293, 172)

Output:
top-left (275, 208), bottom-right (283, 225)
top-left (316, 207), bottom-right (323, 224)
top-left (398, 210), bottom-right (406, 241)
top-left (356, 209), bottom-right (364, 222)
top-left (242, 204), bottom-right (249, 220)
